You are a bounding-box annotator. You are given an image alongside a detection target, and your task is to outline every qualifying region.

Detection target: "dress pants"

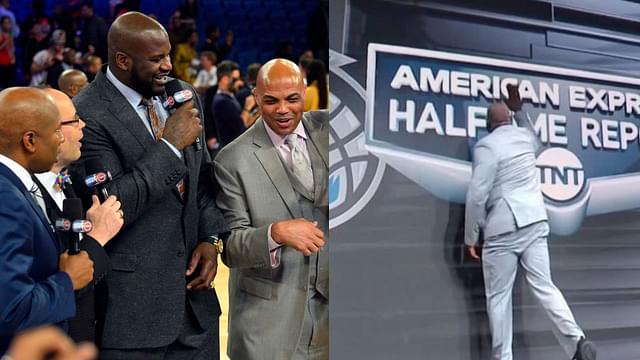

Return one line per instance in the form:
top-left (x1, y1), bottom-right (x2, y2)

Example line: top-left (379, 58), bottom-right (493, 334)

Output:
top-left (99, 300), bottom-right (218, 360)
top-left (292, 290), bottom-right (329, 360)
top-left (482, 221), bottom-right (584, 360)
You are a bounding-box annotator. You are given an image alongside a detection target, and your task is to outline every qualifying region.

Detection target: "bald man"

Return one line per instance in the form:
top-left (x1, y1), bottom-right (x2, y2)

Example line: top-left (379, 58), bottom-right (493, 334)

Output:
top-left (33, 89), bottom-right (123, 343)
top-left (58, 69), bottom-right (88, 98)
top-left (465, 92), bottom-right (595, 360)
top-left (214, 58), bottom-right (328, 359)
top-left (70, 12), bottom-right (226, 359)
top-left (0, 87), bottom-right (94, 355)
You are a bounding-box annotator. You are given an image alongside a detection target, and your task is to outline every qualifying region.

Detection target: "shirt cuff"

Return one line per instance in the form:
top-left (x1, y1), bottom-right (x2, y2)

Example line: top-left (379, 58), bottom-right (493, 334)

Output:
top-left (161, 138), bottom-right (183, 159)
top-left (267, 224), bottom-right (282, 268)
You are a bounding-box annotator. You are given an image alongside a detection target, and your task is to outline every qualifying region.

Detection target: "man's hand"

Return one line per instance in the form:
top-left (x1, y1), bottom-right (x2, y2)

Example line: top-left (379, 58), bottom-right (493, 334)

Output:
top-left (58, 251), bottom-right (94, 290)
top-left (467, 245), bottom-right (481, 261)
top-left (7, 325), bottom-right (97, 360)
top-left (505, 84), bottom-right (522, 112)
top-left (86, 195), bottom-right (124, 246)
top-left (271, 219), bottom-right (325, 256)
top-left (162, 100), bottom-right (202, 150)
top-left (185, 242), bottom-right (218, 291)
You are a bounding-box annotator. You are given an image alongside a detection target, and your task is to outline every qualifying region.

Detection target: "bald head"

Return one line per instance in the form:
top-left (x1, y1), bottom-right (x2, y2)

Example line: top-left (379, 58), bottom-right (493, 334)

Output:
top-left (255, 58), bottom-right (305, 92)
top-left (254, 59), bottom-right (307, 136)
top-left (108, 12), bottom-right (168, 64)
top-left (108, 11), bottom-right (172, 98)
top-left (58, 69), bottom-right (88, 98)
top-left (43, 88), bottom-right (75, 119)
top-left (0, 87), bottom-right (62, 172)
top-left (487, 102), bottom-right (512, 131)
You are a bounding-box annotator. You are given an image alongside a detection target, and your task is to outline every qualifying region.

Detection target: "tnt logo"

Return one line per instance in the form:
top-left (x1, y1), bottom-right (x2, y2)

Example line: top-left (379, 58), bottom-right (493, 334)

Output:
top-left (536, 148), bottom-right (585, 202)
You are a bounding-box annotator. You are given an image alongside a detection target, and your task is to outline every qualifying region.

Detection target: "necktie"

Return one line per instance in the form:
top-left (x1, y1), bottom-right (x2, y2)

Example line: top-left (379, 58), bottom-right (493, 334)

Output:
top-left (285, 133), bottom-right (314, 193)
top-left (29, 183), bottom-right (51, 224)
top-left (141, 98), bottom-right (164, 140)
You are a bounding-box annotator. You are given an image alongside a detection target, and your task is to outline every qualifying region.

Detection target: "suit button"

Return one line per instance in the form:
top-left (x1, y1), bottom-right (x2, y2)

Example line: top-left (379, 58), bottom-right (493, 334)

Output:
top-left (177, 251), bottom-right (184, 257)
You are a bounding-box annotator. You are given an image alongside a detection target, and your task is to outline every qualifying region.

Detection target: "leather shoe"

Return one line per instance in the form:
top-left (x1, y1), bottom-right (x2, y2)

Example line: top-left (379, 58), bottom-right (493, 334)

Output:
top-left (573, 337), bottom-right (596, 360)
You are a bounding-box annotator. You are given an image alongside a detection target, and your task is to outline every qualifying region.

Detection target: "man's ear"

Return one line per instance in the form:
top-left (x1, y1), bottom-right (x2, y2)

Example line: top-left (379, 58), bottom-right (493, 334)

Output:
top-left (115, 51), bottom-right (131, 71)
top-left (22, 131), bottom-right (37, 154)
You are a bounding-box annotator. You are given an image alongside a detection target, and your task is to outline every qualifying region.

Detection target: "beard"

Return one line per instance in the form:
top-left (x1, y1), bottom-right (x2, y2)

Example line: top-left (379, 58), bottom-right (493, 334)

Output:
top-left (130, 68), bottom-right (160, 99)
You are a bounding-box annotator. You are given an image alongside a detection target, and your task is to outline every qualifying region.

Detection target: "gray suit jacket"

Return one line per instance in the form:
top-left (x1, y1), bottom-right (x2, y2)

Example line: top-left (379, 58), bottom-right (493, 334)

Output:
top-left (214, 111), bottom-right (329, 359)
top-left (464, 110), bottom-right (547, 246)
top-left (71, 67), bottom-right (226, 349)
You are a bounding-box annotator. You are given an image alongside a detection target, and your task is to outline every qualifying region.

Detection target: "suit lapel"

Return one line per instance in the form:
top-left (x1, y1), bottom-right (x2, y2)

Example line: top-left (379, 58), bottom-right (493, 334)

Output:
top-left (302, 113), bottom-right (328, 206)
top-left (252, 120), bottom-right (302, 218)
top-left (32, 175), bottom-right (65, 250)
top-left (96, 70), bottom-right (156, 151)
top-left (0, 164), bottom-right (59, 251)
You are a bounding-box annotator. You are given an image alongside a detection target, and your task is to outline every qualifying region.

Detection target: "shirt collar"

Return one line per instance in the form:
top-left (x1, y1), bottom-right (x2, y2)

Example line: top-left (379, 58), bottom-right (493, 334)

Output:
top-left (34, 171), bottom-right (59, 193)
top-left (264, 118), bottom-right (307, 148)
top-left (106, 66), bottom-right (156, 109)
top-left (0, 153), bottom-right (35, 191)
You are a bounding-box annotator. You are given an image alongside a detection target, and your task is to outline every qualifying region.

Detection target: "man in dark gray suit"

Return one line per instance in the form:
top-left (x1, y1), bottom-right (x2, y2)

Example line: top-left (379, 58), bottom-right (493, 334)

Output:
top-left (71, 12), bottom-right (226, 359)
top-left (465, 85), bottom-right (596, 360)
top-left (214, 59), bottom-right (328, 359)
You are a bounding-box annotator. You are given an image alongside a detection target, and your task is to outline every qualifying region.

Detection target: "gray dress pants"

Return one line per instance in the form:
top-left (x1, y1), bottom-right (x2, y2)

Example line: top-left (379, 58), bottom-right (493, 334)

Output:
top-left (482, 221), bottom-right (584, 360)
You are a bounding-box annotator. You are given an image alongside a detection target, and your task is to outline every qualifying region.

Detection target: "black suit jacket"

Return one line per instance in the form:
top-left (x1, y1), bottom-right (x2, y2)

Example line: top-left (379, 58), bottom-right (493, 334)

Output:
top-left (71, 67), bottom-right (226, 349)
top-left (31, 174), bottom-right (110, 343)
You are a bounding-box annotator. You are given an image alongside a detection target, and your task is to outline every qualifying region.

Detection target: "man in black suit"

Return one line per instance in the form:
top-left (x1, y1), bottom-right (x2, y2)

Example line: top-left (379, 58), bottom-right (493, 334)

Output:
top-left (71, 12), bottom-right (226, 359)
top-left (33, 88), bottom-right (124, 344)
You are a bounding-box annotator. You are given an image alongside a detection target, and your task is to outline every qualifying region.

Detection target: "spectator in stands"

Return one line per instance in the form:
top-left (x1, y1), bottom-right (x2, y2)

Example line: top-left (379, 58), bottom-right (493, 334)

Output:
top-left (304, 59), bottom-right (328, 110)
top-left (21, 23), bottom-right (49, 84)
top-left (236, 62), bottom-right (260, 109)
top-left (83, 54), bottom-right (101, 82)
top-left (51, 4), bottom-right (75, 48)
top-left (0, 0), bottom-right (18, 39)
top-left (46, 47), bottom-right (78, 89)
top-left (213, 60), bottom-right (256, 147)
top-left (274, 40), bottom-right (296, 63)
top-left (19, 0), bottom-right (50, 46)
top-left (178, 0), bottom-right (198, 29)
top-left (218, 30), bottom-right (234, 61)
top-left (80, 1), bottom-right (108, 62)
top-left (58, 69), bottom-right (88, 98)
top-left (30, 29), bottom-right (65, 86)
top-left (298, 52), bottom-right (313, 85)
top-left (112, 0), bottom-right (141, 22)
top-left (193, 50), bottom-right (217, 95)
top-left (202, 24), bottom-right (220, 58)
top-left (173, 29), bottom-right (198, 83)
top-left (0, 15), bottom-right (15, 88)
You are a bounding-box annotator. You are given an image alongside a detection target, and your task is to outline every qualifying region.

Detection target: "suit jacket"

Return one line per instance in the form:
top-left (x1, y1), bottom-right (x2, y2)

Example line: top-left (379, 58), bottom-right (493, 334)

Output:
top-left (71, 67), bottom-right (226, 349)
top-left (214, 111), bottom-right (329, 359)
top-left (464, 110), bottom-right (547, 246)
top-left (32, 174), bottom-right (110, 343)
top-left (0, 164), bottom-right (75, 355)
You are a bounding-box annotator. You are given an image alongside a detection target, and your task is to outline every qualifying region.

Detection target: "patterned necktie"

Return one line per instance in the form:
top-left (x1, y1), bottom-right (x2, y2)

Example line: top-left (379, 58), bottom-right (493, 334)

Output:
top-left (141, 98), bottom-right (164, 140)
top-left (29, 182), bottom-right (50, 224)
top-left (285, 133), bottom-right (314, 193)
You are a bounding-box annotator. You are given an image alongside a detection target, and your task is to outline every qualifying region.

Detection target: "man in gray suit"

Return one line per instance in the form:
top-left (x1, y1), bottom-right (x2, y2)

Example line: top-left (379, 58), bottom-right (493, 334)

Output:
top-left (464, 85), bottom-right (596, 360)
top-left (214, 58), bottom-right (328, 359)
top-left (71, 12), bottom-right (226, 359)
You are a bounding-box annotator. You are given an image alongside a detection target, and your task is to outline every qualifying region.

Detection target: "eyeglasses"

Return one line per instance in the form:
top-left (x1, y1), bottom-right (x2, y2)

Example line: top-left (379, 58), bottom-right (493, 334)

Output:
top-left (61, 114), bottom-right (81, 127)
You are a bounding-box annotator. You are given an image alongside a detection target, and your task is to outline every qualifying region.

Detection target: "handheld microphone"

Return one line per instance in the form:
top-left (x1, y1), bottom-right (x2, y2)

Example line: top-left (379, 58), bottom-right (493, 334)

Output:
top-left (61, 198), bottom-right (86, 254)
top-left (84, 158), bottom-right (112, 202)
top-left (164, 79), bottom-right (202, 151)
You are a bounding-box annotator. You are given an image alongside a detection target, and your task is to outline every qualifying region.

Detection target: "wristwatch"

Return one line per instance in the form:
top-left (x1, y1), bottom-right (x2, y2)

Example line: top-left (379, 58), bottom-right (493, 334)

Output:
top-left (209, 235), bottom-right (224, 254)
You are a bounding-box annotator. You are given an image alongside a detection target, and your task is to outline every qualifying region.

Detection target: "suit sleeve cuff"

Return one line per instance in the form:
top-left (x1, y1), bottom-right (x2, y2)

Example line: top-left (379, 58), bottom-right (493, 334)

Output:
top-left (161, 138), bottom-right (183, 159)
